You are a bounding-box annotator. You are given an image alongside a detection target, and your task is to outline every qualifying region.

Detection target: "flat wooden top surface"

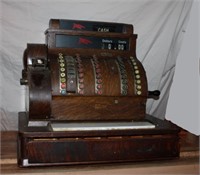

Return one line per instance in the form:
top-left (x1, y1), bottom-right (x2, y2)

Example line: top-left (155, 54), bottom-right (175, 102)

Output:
top-left (1, 131), bottom-right (199, 174)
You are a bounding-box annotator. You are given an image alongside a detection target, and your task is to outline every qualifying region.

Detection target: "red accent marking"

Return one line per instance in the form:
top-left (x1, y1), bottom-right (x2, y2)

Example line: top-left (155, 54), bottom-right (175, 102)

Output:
top-left (97, 90), bottom-right (102, 95)
top-left (72, 23), bottom-right (85, 29)
top-left (97, 84), bottom-right (102, 89)
top-left (78, 38), bottom-right (92, 45)
top-left (61, 83), bottom-right (66, 89)
top-left (97, 79), bottom-right (102, 84)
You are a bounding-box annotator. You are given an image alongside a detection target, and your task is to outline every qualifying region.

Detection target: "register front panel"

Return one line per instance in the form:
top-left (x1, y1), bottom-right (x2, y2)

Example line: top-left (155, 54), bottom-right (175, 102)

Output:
top-left (21, 19), bottom-right (148, 121)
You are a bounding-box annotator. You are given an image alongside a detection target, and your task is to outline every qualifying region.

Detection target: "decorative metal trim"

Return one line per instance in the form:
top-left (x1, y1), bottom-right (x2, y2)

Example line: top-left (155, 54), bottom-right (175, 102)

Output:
top-left (129, 56), bottom-right (142, 95)
top-left (116, 56), bottom-right (128, 95)
top-left (91, 55), bottom-right (103, 95)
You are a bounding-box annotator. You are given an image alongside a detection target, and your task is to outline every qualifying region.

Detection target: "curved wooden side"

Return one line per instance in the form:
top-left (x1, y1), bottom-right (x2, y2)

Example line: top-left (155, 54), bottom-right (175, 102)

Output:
top-left (26, 44), bottom-right (52, 120)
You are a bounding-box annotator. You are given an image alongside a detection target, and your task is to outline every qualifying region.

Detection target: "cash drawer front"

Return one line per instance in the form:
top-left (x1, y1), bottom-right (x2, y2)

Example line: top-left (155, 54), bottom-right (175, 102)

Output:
top-left (26, 136), bottom-right (179, 164)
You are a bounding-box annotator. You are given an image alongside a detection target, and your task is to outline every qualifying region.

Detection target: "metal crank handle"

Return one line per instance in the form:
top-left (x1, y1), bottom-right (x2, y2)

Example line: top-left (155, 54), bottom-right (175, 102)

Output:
top-left (148, 90), bottom-right (160, 100)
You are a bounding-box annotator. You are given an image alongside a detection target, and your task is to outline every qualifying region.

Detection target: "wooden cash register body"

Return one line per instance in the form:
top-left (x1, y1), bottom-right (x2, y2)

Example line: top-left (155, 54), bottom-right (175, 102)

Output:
top-left (18, 19), bottom-right (180, 167)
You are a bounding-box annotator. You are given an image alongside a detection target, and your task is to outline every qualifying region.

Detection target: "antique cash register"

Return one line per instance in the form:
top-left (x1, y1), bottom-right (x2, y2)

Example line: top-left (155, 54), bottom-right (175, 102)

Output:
top-left (18, 19), bottom-right (180, 167)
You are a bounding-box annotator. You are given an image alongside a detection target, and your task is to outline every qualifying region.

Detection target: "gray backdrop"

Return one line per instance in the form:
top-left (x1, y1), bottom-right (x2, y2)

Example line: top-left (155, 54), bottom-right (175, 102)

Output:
top-left (0, 0), bottom-right (193, 131)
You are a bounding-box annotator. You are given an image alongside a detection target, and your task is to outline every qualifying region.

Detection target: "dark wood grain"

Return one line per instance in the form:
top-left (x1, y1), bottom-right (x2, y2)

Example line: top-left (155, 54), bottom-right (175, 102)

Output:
top-left (21, 19), bottom-right (148, 121)
top-left (17, 112), bottom-right (182, 167)
top-left (1, 131), bottom-right (199, 174)
top-left (17, 19), bottom-right (165, 167)
top-left (51, 96), bottom-right (146, 121)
